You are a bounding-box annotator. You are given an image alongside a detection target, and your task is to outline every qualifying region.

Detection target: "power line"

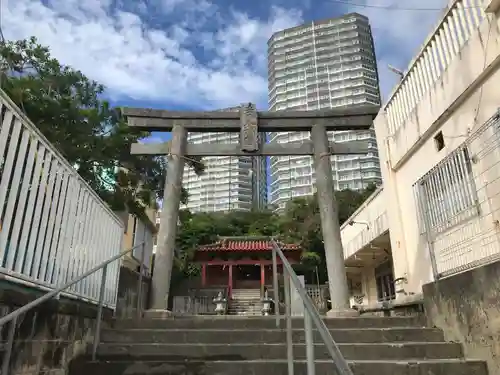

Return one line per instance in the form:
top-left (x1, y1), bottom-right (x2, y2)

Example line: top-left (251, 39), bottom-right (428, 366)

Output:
top-left (330, 0), bottom-right (479, 11)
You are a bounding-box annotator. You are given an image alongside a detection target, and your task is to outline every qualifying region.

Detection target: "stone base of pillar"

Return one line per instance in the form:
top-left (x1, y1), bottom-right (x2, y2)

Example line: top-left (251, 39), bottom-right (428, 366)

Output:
top-left (143, 309), bottom-right (174, 319)
top-left (326, 308), bottom-right (359, 318)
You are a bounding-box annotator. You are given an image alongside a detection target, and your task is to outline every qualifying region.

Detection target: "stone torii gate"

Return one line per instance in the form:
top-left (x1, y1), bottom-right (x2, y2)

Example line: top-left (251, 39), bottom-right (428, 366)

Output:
top-left (122, 103), bottom-right (379, 317)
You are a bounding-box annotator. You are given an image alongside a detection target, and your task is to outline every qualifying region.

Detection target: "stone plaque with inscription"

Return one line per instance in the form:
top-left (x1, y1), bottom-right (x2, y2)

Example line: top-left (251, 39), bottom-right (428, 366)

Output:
top-left (239, 103), bottom-right (258, 152)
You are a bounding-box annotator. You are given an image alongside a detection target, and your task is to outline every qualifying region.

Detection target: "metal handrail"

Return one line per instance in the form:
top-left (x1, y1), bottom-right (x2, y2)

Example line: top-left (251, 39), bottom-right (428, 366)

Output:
top-left (270, 238), bottom-right (354, 375)
top-left (0, 241), bottom-right (147, 374)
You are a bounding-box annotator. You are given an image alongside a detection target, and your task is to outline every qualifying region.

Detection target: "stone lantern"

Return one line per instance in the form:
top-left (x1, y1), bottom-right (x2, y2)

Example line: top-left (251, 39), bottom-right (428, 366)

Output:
top-left (261, 289), bottom-right (274, 316)
top-left (213, 291), bottom-right (227, 315)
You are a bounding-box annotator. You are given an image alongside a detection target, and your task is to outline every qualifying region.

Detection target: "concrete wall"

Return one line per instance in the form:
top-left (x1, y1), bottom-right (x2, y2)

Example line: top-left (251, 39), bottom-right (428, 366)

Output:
top-left (0, 282), bottom-right (112, 375)
top-left (423, 259), bottom-right (500, 374)
top-left (0, 265), bottom-right (149, 374)
top-left (114, 266), bottom-right (151, 319)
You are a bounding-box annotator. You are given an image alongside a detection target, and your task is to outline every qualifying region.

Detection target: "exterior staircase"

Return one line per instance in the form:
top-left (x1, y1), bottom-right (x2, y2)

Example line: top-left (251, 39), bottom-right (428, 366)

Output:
top-left (229, 289), bottom-right (262, 315)
top-left (69, 316), bottom-right (489, 375)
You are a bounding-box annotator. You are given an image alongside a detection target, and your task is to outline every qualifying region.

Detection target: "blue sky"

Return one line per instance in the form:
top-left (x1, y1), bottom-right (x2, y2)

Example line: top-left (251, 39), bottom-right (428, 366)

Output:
top-left (4, 0), bottom-right (448, 145)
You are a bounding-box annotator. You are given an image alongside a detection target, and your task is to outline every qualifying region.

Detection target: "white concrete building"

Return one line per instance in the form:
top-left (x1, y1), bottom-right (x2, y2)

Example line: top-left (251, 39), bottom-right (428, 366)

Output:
top-left (339, 0), bottom-right (500, 306)
top-left (181, 107), bottom-right (268, 213)
top-left (267, 13), bottom-right (382, 211)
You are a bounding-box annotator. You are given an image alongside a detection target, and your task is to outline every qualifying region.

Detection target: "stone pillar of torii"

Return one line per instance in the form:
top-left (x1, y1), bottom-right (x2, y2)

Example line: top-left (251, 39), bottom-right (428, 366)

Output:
top-left (122, 103), bottom-right (379, 317)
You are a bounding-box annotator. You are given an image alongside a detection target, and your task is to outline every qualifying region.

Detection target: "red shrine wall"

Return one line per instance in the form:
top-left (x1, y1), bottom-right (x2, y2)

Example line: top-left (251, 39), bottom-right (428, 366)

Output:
top-left (203, 264), bottom-right (278, 288)
top-left (205, 265), bottom-right (229, 287)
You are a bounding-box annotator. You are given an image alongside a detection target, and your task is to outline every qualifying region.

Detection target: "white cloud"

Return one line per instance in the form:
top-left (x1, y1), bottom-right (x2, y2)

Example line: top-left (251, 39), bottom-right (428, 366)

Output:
top-left (2, 0), bottom-right (302, 109)
top-left (2, 0), bottom-right (451, 109)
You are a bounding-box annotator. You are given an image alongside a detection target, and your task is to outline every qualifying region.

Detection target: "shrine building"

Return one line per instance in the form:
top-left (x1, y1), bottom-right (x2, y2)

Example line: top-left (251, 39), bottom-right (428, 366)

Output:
top-left (192, 237), bottom-right (302, 299)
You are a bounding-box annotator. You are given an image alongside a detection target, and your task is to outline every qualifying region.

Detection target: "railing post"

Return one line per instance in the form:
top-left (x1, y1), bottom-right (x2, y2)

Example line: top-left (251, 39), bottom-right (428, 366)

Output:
top-left (92, 264), bottom-right (108, 361)
top-left (304, 308), bottom-right (316, 375)
top-left (271, 244), bottom-right (280, 327)
top-left (270, 239), bottom-right (354, 375)
top-left (136, 241), bottom-right (146, 322)
top-left (1, 314), bottom-right (17, 375)
top-left (283, 270), bottom-right (294, 375)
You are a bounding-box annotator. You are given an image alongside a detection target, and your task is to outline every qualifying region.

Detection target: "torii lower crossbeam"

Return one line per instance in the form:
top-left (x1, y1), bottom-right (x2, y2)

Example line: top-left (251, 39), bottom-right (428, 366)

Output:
top-left (130, 140), bottom-right (369, 156)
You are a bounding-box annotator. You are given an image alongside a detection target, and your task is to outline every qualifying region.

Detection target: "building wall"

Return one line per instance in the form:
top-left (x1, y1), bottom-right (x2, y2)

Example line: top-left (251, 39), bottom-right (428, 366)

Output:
top-left (181, 107), bottom-right (268, 213)
top-left (267, 13), bottom-right (382, 211)
top-left (120, 213), bottom-right (155, 276)
top-left (374, 5), bottom-right (499, 295)
top-left (340, 187), bottom-right (388, 258)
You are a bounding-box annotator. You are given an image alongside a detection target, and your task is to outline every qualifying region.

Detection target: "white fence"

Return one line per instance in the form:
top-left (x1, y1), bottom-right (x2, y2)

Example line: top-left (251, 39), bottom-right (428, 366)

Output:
top-left (385, 0), bottom-right (485, 136)
top-left (0, 89), bottom-right (124, 308)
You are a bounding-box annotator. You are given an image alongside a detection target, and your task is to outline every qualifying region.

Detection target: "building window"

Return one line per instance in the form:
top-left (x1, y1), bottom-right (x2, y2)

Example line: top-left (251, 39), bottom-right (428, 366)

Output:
top-left (375, 261), bottom-right (395, 302)
top-left (434, 131), bottom-right (445, 151)
top-left (413, 144), bottom-right (477, 235)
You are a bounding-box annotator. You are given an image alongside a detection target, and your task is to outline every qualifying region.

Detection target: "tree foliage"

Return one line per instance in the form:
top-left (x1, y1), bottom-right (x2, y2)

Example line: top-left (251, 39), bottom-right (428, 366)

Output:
top-left (172, 183), bottom-right (378, 285)
top-left (0, 37), bottom-right (204, 218)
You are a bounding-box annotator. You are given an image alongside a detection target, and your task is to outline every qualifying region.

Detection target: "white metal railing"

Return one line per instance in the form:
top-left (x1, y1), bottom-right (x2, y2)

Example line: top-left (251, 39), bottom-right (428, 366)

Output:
top-left (268, 238), bottom-right (353, 375)
top-left (385, 0), bottom-right (485, 136)
top-left (0, 89), bottom-right (124, 308)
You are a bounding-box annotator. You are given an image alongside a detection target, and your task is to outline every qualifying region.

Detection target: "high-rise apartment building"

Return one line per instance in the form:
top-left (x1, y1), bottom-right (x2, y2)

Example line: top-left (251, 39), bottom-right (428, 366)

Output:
top-left (268, 13), bottom-right (382, 211)
top-left (181, 107), bottom-right (268, 213)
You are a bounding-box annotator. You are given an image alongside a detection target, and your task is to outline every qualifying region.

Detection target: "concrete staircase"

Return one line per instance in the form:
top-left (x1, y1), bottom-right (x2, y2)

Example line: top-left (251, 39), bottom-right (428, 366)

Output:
top-left (229, 289), bottom-right (262, 315)
top-left (69, 316), bottom-right (488, 375)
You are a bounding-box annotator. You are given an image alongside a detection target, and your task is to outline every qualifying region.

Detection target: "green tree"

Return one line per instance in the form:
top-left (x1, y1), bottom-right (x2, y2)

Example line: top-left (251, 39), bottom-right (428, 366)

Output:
top-left (0, 37), bottom-right (203, 217)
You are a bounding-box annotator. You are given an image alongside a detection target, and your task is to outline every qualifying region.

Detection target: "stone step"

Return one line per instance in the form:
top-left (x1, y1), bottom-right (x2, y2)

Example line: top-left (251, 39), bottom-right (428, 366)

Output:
top-left (114, 316), bottom-right (425, 330)
top-left (229, 303), bottom-right (261, 306)
top-left (231, 294), bottom-right (261, 300)
top-left (228, 306), bottom-right (262, 310)
top-left (232, 291), bottom-right (260, 295)
top-left (232, 289), bottom-right (260, 294)
top-left (229, 301), bottom-right (261, 304)
top-left (230, 299), bottom-right (261, 304)
top-left (95, 342), bottom-right (463, 361)
top-left (101, 327), bottom-right (446, 344)
top-left (69, 359), bottom-right (488, 375)
top-left (228, 305), bottom-right (262, 311)
top-left (228, 311), bottom-right (263, 316)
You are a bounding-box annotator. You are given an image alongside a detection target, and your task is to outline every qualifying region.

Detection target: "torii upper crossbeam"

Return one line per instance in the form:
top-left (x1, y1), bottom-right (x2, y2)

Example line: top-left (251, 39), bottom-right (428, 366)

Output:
top-left (122, 103), bottom-right (380, 317)
top-left (122, 104), bottom-right (378, 132)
